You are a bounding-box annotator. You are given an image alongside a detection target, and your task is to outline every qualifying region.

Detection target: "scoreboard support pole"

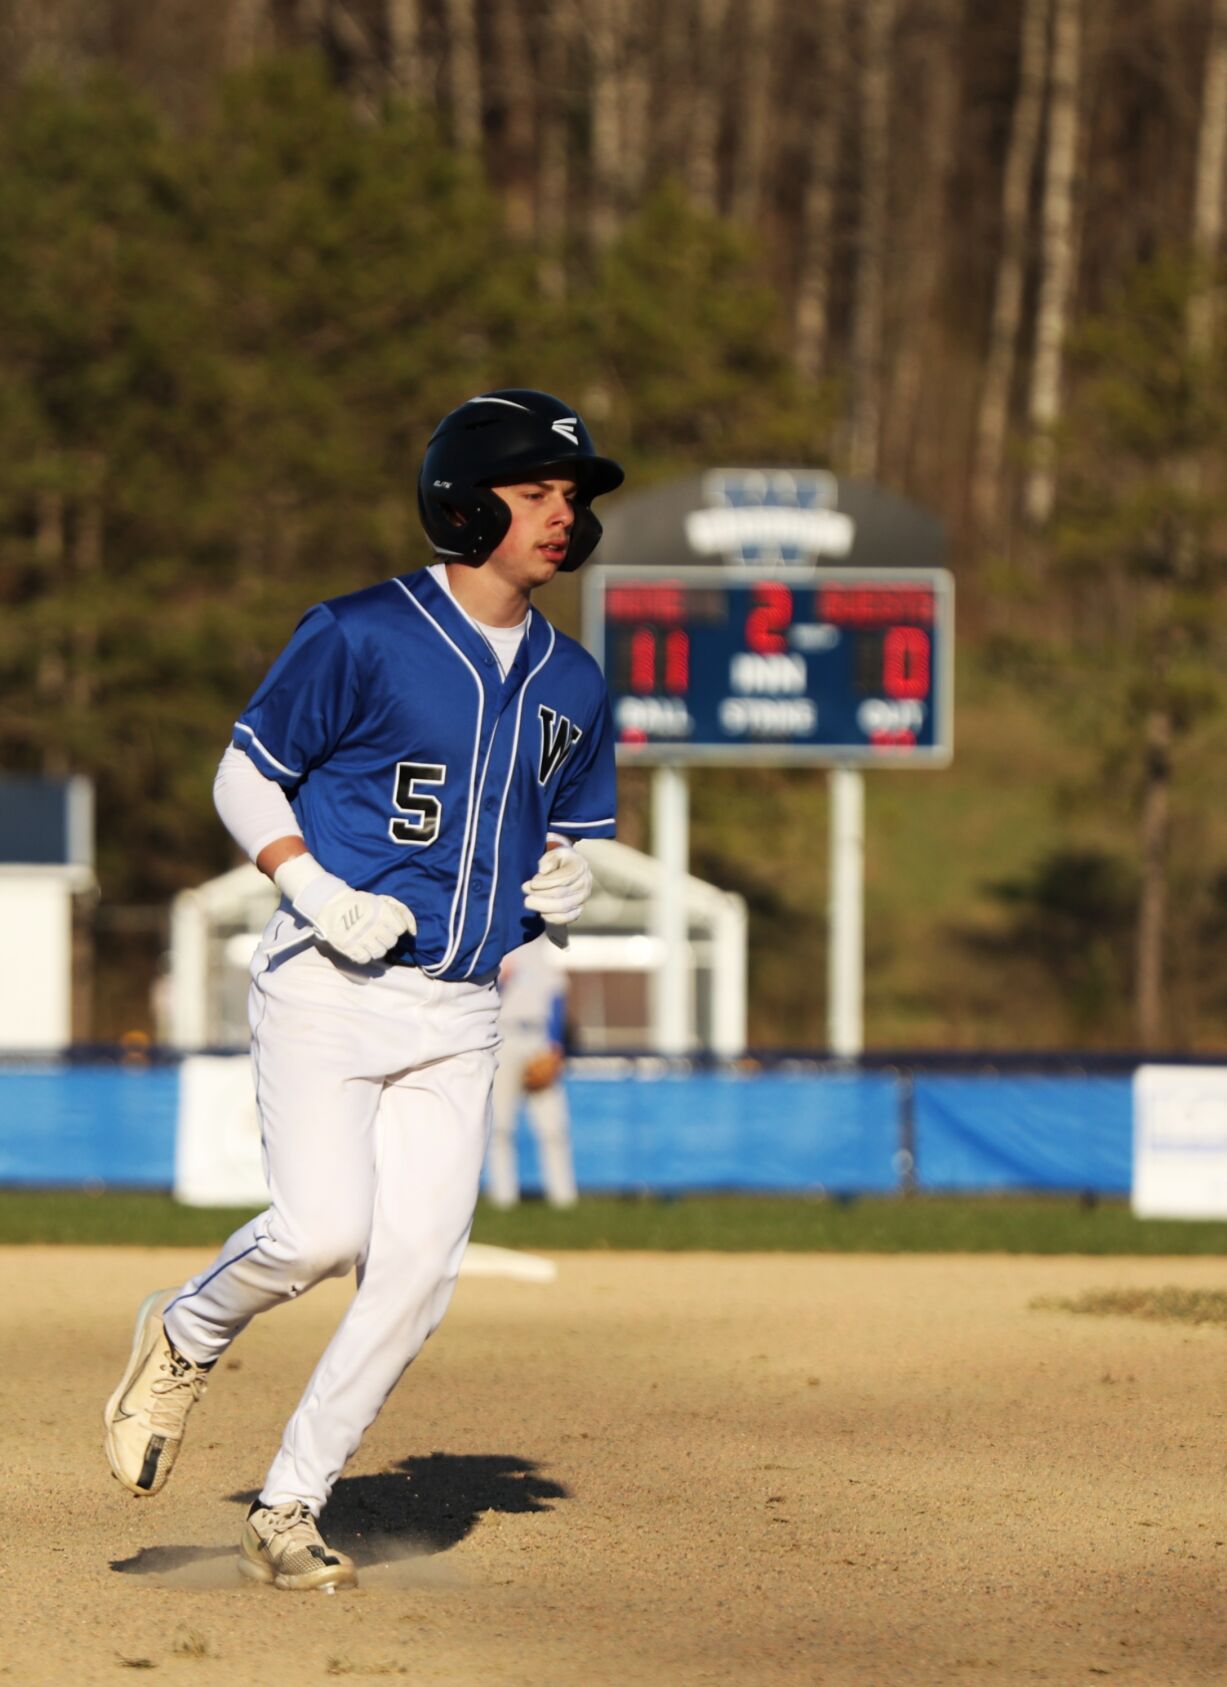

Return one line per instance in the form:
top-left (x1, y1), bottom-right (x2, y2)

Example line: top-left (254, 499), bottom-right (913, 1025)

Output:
top-left (827, 768), bottom-right (864, 1058)
top-left (651, 763), bottom-right (691, 1054)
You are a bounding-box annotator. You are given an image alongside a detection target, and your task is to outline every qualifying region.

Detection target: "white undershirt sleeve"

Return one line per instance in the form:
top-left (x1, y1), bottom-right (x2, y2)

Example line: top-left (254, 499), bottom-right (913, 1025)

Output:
top-left (213, 742), bottom-right (304, 862)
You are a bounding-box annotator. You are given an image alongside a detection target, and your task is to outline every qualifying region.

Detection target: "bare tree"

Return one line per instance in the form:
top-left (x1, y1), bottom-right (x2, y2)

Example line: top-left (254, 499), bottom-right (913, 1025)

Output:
top-left (0, 0), bottom-right (95, 84)
top-left (225, 0), bottom-right (270, 66)
top-left (655, 0), bottom-right (698, 181)
top-left (1023, 0), bottom-right (1083, 528)
top-left (386, 0), bottom-right (424, 102)
top-left (34, 489), bottom-right (68, 778)
top-left (687, 0), bottom-right (732, 215)
top-left (491, 0), bottom-right (537, 239)
top-left (619, 0), bottom-right (652, 210)
top-left (794, 0), bottom-right (845, 384)
top-left (537, 0), bottom-right (574, 296)
top-left (1188, 0), bottom-right (1227, 355)
top-left (443, 0), bottom-right (483, 151)
top-left (731, 0), bottom-right (777, 228)
top-left (847, 0), bottom-right (895, 479)
top-left (883, 0), bottom-right (963, 486)
top-left (70, 455), bottom-right (104, 718)
top-left (589, 0), bottom-right (623, 249)
top-left (970, 0), bottom-right (1050, 534)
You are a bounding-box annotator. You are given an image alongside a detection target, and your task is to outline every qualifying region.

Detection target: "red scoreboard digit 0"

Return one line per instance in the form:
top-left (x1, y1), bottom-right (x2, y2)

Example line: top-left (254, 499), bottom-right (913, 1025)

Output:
top-left (584, 565), bottom-right (954, 765)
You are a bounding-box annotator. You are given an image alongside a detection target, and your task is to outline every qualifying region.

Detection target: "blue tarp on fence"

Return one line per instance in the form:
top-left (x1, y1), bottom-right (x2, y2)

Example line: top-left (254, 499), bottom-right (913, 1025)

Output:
top-left (0, 1060), bottom-right (1143, 1195)
top-left (0, 1065), bottom-right (179, 1187)
top-left (561, 1070), bottom-right (900, 1193)
top-left (912, 1076), bottom-right (1134, 1194)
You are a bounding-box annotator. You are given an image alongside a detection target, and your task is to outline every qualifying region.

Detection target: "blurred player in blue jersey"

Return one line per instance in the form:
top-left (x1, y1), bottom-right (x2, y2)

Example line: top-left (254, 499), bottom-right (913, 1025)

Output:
top-left (104, 392), bottom-right (621, 1590)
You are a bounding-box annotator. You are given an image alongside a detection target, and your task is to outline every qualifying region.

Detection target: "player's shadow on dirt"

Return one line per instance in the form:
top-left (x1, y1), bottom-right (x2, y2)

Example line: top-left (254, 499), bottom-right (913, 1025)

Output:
top-left (111, 1453), bottom-right (568, 1577)
top-left (328, 1452), bottom-right (568, 1557)
top-left (234, 1452), bottom-right (568, 1561)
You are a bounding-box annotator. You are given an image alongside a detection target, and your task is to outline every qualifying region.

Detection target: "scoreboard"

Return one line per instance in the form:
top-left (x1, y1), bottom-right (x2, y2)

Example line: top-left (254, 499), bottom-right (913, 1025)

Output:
top-left (583, 565), bottom-right (954, 765)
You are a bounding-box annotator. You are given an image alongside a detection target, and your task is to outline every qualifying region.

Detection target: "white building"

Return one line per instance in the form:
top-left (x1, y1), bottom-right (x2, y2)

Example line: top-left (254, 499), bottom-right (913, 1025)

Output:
top-left (0, 775), bottom-right (95, 1051)
top-left (165, 841), bottom-right (746, 1057)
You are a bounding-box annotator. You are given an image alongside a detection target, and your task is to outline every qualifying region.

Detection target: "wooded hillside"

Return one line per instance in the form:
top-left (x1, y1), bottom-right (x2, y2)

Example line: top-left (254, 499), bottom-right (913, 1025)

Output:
top-left (1, 0), bottom-right (1225, 1049)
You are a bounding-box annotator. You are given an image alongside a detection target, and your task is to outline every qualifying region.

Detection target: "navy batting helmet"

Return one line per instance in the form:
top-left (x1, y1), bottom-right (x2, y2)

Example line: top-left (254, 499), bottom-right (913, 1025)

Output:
top-left (418, 389), bottom-right (624, 571)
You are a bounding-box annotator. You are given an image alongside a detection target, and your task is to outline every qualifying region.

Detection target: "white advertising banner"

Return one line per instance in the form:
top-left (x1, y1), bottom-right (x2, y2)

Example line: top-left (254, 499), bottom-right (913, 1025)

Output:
top-left (174, 1054), bottom-right (267, 1208)
top-left (1132, 1064), bottom-right (1227, 1219)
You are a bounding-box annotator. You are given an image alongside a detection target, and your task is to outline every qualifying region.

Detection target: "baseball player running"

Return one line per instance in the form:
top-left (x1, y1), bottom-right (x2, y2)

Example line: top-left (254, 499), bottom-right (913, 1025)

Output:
top-left (103, 391), bottom-right (621, 1591)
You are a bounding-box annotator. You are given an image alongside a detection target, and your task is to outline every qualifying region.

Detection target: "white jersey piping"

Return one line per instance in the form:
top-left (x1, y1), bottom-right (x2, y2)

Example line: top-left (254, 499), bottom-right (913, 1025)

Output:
top-left (233, 721), bottom-right (302, 781)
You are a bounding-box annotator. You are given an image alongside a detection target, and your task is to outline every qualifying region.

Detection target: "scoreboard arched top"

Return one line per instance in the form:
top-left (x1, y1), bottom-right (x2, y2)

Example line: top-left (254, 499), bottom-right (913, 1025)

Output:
top-left (596, 467), bottom-right (947, 574)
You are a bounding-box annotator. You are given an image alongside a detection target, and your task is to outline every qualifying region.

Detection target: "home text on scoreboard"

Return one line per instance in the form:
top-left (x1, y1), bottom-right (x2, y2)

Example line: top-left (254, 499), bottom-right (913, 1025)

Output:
top-left (583, 565), bottom-right (954, 766)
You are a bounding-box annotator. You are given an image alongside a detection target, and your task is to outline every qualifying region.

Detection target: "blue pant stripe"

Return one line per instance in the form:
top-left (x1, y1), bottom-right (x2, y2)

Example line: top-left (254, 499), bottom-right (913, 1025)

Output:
top-left (164, 1235), bottom-right (266, 1322)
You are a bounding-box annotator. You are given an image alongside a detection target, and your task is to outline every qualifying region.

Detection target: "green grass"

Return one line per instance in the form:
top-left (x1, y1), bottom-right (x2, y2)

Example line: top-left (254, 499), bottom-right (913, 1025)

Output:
top-left (2, 1189), bottom-right (1227, 1254)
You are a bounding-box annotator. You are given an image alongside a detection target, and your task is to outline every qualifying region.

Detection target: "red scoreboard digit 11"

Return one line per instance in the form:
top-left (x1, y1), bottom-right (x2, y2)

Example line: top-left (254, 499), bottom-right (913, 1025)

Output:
top-left (582, 565), bottom-right (954, 766)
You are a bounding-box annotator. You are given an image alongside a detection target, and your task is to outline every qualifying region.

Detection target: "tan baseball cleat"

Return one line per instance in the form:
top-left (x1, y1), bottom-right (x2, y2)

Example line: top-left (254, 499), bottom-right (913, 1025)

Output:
top-left (238, 1501), bottom-right (357, 1592)
top-left (103, 1289), bottom-right (210, 1496)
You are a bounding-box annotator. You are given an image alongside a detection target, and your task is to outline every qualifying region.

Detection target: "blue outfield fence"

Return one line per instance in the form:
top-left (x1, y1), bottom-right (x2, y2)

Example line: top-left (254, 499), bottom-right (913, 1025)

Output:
top-left (566, 1070), bottom-right (900, 1194)
top-left (910, 1076), bottom-right (1134, 1194)
top-left (0, 1064), bottom-right (180, 1187)
top-left (0, 1052), bottom-right (1192, 1197)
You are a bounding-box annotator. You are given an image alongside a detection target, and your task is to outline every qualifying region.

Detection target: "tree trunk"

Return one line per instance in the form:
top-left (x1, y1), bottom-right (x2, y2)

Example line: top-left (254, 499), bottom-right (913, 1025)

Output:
top-left (1188, 0), bottom-right (1227, 355)
top-left (687, 0), bottom-right (731, 215)
top-left (386, 0), bottom-right (424, 102)
top-left (589, 0), bottom-right (623, 250)
top-left (970, 0), bottom-right (1050, 534)
top-left (443, 0), bottom-right (483, 152)
top-left (883, 0), bottom-right (963, 486)
top-left (491, 0), bottom-right (537, 239)
top-left (731, 0), bottom-right (777, 227)
top-left (1023, 0), bottom-right (1083, 529)
top-left (537, 0), bottom-right (573, 296)
top-left (35, 489), bottom-right (68, 778)
top-left (292, 0), bottom-right (328, 42)
top-left (847, 0), bottom-right (895, 479)
top-left (656, 0), bottom-right (697, 180)
top-left (794, 0), bottom-right (845, 384)
top-left (619, 1), bottom-right (652, 209)
top-left (1135, 702), bottom-right (1171, 1048)
top-left (225, 0), bottom-right (269, 65)
top-left (70, 467), bottom-right (103, 718)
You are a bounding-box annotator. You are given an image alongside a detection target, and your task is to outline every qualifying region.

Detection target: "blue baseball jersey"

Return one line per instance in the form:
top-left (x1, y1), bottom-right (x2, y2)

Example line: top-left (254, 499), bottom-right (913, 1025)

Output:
top-left (233, 568), bottom-right (616, 981)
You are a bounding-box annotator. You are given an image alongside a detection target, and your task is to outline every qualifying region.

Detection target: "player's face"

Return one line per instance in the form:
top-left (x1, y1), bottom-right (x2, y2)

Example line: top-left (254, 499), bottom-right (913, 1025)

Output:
top-left (485, 477), bottom-right (578, 590)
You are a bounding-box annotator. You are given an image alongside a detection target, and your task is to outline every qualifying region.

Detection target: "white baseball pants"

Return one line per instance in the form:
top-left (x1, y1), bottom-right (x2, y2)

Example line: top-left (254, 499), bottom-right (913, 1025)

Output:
top-left (486, 1035), bottom-right (577, 1209)
top-left (164, 911), bottom-right (500, 1514)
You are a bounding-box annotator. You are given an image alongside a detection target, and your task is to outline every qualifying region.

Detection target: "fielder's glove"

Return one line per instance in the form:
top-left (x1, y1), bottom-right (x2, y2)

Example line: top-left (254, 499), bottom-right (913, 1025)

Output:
top-left (273, 853), bottom-right (416, 964)
top-left (521, 838), bottom-right (593, 927)
top-left (522, 1047), bottom-right (565, 1094)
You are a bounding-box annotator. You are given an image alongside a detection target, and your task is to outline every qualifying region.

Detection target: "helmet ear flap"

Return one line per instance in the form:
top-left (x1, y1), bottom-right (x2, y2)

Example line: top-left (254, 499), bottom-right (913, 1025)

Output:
top-left (561, 504), bottom-right (603, 572)
top-left (418, 485), bottom-right (512, 564)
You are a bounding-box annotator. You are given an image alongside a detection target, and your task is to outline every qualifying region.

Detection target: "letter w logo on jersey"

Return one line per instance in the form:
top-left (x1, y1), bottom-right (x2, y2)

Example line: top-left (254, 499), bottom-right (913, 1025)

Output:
top-left (538, 705), bottom-right (583, 785)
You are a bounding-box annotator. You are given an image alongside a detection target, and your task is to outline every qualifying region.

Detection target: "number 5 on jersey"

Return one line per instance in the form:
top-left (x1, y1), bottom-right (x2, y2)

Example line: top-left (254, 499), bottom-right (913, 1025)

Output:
top-left (389, 762), bottom-right (446, 846)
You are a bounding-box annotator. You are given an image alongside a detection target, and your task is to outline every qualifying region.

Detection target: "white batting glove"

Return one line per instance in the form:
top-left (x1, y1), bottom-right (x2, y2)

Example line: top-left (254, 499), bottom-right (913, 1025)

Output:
top-left (522, 839), bottom-right (593, 927)
top-left (274, 853), bottom-right (416, 964)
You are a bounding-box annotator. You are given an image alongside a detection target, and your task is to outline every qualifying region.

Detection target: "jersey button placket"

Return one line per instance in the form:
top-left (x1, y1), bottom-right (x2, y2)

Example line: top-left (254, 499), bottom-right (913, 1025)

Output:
top-left (461, 693), bottom-right (513, 967)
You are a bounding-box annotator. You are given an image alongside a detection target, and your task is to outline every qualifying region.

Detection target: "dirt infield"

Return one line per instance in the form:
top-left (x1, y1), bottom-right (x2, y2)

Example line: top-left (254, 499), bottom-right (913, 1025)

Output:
top-left (7, 1247), bottom-right (1227, 1685)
